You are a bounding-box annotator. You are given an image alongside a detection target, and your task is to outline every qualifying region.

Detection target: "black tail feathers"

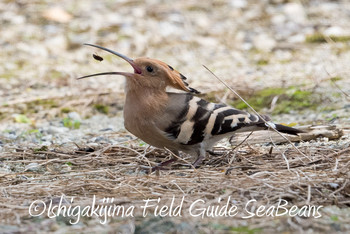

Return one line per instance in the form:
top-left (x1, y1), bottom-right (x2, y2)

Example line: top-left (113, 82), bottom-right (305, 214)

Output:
top-left (274, 124), bottom-right (304, 135)
top-left (255, 114), bottom-right (304, 135)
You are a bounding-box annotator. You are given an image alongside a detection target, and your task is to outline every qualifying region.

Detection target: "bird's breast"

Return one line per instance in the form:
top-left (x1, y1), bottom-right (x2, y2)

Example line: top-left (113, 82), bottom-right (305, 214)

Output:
top-left (123, 113), bottom-right (174, 149)
top-left (123, 91), bottom-right (170, 148)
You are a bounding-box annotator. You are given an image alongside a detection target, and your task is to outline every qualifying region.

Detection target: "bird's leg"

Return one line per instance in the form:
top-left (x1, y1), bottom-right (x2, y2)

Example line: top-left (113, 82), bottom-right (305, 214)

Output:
top-left (151, 150), bottom-right (179, 171)
top-left (192, 148), bottom-right (206, 168)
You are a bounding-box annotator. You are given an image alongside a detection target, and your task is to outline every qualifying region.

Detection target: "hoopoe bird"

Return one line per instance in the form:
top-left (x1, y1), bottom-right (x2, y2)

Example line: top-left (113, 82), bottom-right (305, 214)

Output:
top-left (79, 44), bottom-right (303, 169)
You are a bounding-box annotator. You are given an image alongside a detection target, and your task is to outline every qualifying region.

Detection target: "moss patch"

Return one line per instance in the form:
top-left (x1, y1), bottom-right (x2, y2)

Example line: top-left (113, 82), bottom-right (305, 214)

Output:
top-left (306, 33), bottom-right (350, 43)
top-left (229, 86), bottom-right (319, 114)
top-left (27, 99), bottom-right (58, 111)
top-left (94, 104), bottom-right (109, 114)
top-left (62, 117), bottom-right (81, 129)
top-left (330, 76), bottom-right (343, 82)
top-left (256, 59), bottom-right (269, 66)
top-left (14, 114), bottom-right (31, 124)
top-left (60, 107), bottom-right (73, 114)
top-left (48, 69), bottom-right (65, 79)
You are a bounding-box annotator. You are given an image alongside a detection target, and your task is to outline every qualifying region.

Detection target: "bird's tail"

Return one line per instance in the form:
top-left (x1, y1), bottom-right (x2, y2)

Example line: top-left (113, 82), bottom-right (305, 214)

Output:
top-left (274, 124), bottom-right (304, 135)
top-left (255, 115), bottom-right (304, 135)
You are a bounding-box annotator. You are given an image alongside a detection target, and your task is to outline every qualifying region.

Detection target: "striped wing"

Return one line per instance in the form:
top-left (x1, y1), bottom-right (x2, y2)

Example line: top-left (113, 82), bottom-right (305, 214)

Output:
top-left (161, 93), bottom-right (269, 145)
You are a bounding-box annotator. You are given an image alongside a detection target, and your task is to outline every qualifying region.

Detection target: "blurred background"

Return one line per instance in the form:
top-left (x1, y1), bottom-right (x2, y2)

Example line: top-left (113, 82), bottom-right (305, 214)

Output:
top-left (0, 0), bottom-right (349, 145)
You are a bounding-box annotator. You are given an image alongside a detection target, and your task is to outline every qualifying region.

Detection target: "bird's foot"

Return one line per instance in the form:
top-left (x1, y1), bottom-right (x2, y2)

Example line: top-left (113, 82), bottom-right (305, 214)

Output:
top-left (151, 158), bottom-right (177, 172)
top-left (175, 155), bottom-right (204, 169)
top-left (192, 155), bottom-right (204, 168)
top-left (145, 156), bottom-right (204, 172)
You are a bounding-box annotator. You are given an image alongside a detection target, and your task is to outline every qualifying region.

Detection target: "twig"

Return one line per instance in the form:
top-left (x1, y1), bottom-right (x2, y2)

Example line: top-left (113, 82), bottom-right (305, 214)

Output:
top-left (323, 67), bottom-right (350, 99)
top-left (329, 179), bottom-right (349, 197)
top-left (231, 131), bottom-right (254, 150)
top-left (306, 184), bottom-right (311, 204)
top-left (170, 180), bottom-right (185, 195)
top-left (164, 147), bottom-right (198, 172)
top-left (325, 146), bottom-right (350, 158)
top-left (269, 130), bottom-right (290, 171)
top-left (113, 145), bottom-right (154, 168)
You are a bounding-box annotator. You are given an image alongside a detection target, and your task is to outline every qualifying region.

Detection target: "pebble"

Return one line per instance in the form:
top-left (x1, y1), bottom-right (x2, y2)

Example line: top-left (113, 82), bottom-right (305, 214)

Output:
top-left (41, 135), bottom-right (53, 142)
top-left (0, 165), bottom-right (11, 174)
top-left (318, 2), bottom-right (339, 14)
top-left (68, 112), bottom-right (81, 121)
top-left (253, 34), bottom-right (276, 52)
top-left (46, 126), bottom-right (69, 134)
top-left (328, 183), bottom-right (339, 189)
top-left (87, 143), bottom-right (99, 148)
top-left (159, 22), bottom-right (181, 37)
top-left (287, 34), bottom-right (305, 43)
top-left (94, 136), bottom-right (109, 143)
top-left (99, 127), bottom-right (114, 132)
top-left (271, 14), bottom-right (286, 25)
top-left (283, 3), bottom-right (307, 24)
top-left (60, 164), bottom-right (72, 173)
top-left (25, 163), bottom-right (40, 172)
top-left (324, 26), bottom-right (347, 36)
top-left (230, 0), bottom-right (247, 9)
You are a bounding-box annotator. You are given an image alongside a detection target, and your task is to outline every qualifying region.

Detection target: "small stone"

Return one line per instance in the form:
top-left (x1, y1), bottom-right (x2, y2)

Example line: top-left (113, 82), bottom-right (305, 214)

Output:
top-left (242, 42), bottom-right (253, 51)
top-left (67, 32), bottom-right (90, 50)
top-left (25, 163), bottom-right (40, 172)
top-left (87, 143), bottom-right (99, 148)
top-left (46, 35), bottom-right (67, 52)
top-left (287, 34), bottom-right (305, 43)
top-left (253, 34), bottom-right (276, 52)
top-left (324, 26), bottom-right (347, 37)
top-left (159, 22), bottom-right (181, 37)
top-left (275, 50), bottom-right (292, 60)
top-left (68, 112), bottom-right (81, 121)
top-left (230, 0), bottom-right (247, 8)
top-left (42, 7), bottom-right (72, 23)
top-left (49, 223), bottom-right (60, 232)
top-left (318, 2), bottom-right (339, 13)
top-left (46, 126), bottom-right (69, 134)
top-left (195, 16), bottom-right (210, 29)
top-left (271, 14), bottom-right (286, 25)
top-left (94, 136), bottom-right (111, 143)
top-left (60, 164), bottom-right (72, 173)
top-left (328, 183), bottom-right (339, 189)
top-left (99, 128), bottom-right (113, 132)
top-left (0, 165), bottom-right (11, 174)
top-left (197, 37), bottom-right (218, 47)
top-left (41, 135), bottom-right (53, 142)
top-left (283, 3), bottom-right (307, 24)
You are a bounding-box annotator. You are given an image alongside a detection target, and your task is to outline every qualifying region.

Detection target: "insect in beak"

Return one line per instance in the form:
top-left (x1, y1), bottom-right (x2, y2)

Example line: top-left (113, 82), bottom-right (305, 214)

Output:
top-left (77, 43), bottom-right (142, 80)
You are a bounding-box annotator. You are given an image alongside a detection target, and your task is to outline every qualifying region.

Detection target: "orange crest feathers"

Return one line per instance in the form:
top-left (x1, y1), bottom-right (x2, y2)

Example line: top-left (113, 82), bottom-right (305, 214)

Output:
top-left (157, 60), bottom-right (200, 94)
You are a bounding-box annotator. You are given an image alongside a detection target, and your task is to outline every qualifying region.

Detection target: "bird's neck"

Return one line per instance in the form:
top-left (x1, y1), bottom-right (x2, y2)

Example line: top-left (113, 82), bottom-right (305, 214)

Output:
top-left (124, 86), bottom-right (168, 119)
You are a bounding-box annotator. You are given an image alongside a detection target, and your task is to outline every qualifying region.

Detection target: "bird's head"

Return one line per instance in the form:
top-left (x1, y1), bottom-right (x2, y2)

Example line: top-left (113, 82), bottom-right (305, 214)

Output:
top-left (78, 43), bottom-right (200, 94)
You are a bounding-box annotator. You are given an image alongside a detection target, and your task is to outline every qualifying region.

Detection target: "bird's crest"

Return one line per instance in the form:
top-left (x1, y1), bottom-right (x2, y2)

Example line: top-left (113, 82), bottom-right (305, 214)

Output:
top-left (155, 60), bottom-right (200, 94)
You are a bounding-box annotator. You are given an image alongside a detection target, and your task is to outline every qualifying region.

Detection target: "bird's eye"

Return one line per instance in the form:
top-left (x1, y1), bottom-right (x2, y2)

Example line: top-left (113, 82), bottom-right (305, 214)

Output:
top-left (146, 66), bottom-right (153, 73)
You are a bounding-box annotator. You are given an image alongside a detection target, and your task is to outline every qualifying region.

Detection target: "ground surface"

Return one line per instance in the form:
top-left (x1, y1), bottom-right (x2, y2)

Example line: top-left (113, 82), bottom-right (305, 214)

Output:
top-left (0, 0), bottom-right (350, 233)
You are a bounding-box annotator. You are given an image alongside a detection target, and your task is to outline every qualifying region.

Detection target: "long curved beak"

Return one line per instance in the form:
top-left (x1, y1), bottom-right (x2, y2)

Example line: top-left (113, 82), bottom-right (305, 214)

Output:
top-left (77, 43), bottom-right (142, 80)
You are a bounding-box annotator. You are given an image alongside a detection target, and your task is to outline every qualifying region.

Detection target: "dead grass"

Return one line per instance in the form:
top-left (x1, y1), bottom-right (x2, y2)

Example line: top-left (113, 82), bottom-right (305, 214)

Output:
top-left (0, 136), bottom-right (349, 232)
